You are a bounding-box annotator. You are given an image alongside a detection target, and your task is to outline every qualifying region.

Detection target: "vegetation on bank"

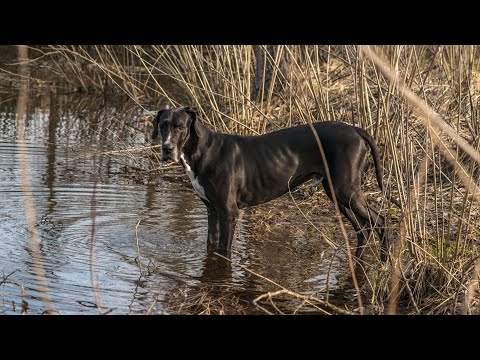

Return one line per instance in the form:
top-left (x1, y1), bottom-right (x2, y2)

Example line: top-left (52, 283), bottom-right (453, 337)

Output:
top-left (2, 45), bottom-right (480, 314)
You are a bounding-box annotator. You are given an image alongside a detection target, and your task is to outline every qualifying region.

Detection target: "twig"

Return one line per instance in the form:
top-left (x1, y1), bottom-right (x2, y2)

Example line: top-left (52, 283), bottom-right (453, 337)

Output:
top-left (326, 247), bottom-right (340, 302)
top-left (287, 178), bottom-right (338, 249)
top-left (213, 252), bottom-right (355, 315)
top-left (0, 269), bottom-right (19, 286)
top-left (146, 294), bottom-right (159, 315)
top-left (254, 289), bottom-right (336, 315)
top-left (399, 261), bottom-right (420, 313)
top-left (134, 219), bottom-right (143, 274)
top-left (62, 145), bottom-right (161, 163)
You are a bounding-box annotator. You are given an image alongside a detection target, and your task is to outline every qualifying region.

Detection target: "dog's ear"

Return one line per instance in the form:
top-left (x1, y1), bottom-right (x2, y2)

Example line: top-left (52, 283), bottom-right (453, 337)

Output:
top-left (151, 109), bottom-right (165, 140)
top-left (183, 106), bottom-right (197, 125)
top-left (184, 107), bottom-right (208, 141)
top-left (184, 107), bottom-right (205, 139)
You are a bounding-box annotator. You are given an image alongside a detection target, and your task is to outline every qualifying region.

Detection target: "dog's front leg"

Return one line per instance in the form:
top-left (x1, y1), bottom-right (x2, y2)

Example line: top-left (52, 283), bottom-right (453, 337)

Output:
top-left (207, 206), bottom-right (220, 247)
top-left (217, 206), bottom-right (239, 252)
top-left (202, 200), bottom-right (220, 248)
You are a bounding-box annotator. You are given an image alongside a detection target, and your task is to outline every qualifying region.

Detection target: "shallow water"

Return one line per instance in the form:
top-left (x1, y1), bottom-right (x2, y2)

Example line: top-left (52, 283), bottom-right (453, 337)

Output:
top-left (0, 93), bottom-right (350, 314)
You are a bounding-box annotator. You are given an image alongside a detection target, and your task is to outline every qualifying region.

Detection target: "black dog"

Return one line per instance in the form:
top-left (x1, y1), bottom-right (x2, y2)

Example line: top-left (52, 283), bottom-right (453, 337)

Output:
top-left (152, 107), bottom-right (391, 261)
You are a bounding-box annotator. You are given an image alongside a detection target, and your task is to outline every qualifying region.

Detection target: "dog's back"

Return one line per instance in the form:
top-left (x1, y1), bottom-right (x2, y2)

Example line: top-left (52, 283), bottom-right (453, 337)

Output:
top-left (213, 121), bottom-right (370, 208)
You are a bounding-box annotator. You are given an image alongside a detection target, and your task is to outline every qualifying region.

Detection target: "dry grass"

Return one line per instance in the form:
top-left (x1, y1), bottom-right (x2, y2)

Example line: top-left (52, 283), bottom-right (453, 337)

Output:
top-left (4, 45), bottom-right (480, 314)
top-left (169, 283), bottom-right (253, 315)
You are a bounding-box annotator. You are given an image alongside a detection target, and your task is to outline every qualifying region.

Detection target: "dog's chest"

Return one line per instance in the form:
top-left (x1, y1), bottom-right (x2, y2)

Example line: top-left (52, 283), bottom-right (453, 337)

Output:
top-left (180, 154), bottom-right (207, 201)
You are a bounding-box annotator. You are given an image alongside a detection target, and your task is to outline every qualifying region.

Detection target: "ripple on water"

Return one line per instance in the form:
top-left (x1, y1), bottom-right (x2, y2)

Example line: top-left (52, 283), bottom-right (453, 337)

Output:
top-left (0, 94), bottom-right (344, 314)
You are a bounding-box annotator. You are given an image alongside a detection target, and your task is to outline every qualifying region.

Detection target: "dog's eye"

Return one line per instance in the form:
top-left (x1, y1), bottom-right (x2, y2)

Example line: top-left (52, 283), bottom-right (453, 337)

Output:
top-left (175, 125), bottom-right (185, 131)
top-left (160, 124), bottom-right (165, 130)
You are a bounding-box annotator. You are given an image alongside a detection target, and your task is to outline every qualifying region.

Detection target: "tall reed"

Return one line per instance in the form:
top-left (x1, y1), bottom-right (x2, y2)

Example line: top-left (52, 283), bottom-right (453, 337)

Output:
top-left (18, 45), bottom-right (480, 314)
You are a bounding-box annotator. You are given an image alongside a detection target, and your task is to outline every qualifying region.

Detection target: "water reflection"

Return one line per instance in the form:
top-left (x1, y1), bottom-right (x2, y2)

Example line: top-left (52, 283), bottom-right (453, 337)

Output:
top-left (0, 92), bottom-right (344, 314)
top-left (199, 253), bottom-right (232, 284)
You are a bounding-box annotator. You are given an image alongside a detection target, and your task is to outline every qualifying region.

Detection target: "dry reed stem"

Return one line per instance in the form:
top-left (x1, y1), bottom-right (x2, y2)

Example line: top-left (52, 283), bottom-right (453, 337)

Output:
top-left (287, 177), bottom-right (338, 249)
top-left (388, 154), bottom-right (428, 314)
top-left (89, 155), bottom-right (104, 314)
top-left (134, 219), bottom-right (143, 274)
top-left (21, 285), bottom-right (27, 314)
top-left (361, 46), bottom-right (480, 202)
top-left (15, 45), bottom-right (53, 313)
top-left (13, 45), bottom-right (480, 314)
top-left (463, 258), bottom-right (480, 314)
top-left (361, 45), bottom-right (480, 314)
top-left (306, 123), bottom-right (364, 314)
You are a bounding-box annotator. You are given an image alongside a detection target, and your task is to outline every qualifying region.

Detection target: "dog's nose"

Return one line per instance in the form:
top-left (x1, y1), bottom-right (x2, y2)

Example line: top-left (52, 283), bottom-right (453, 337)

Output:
top-left (162, 144), bottom-right (173, 154)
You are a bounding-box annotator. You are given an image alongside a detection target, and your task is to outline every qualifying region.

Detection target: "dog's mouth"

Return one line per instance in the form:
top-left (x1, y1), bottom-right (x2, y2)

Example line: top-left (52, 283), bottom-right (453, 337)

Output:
top-left (161, 152), bottom-right (179, 163)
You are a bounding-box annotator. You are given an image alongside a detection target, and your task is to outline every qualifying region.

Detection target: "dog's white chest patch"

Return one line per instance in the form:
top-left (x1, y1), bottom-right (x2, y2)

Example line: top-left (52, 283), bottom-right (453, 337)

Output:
top-left (180, 154), bottom-right (207, 201)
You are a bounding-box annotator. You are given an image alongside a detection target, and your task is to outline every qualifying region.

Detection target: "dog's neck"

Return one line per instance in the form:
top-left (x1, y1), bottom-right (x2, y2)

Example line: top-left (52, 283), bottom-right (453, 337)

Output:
top-left (178, 120), bottom-right (211, 201)
top-left (181, 120), bottom-right (212, 172)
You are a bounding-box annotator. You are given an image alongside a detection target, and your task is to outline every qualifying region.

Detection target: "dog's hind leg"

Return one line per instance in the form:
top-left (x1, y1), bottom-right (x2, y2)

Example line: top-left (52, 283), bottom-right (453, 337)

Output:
top-left (322, 180), bottom-right (370, 261)
top-left (336, 187), bottom-right (388, 262)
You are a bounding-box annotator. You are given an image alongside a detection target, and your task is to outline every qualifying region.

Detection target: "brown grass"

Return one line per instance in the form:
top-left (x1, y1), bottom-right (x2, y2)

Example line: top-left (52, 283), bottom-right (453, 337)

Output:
top-left (4, 45), bottom-right (480, 314)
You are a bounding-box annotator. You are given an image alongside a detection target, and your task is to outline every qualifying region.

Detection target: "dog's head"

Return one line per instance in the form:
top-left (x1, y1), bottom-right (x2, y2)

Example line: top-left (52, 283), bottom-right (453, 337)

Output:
top-left (151, 106), bottom-right (197, 162)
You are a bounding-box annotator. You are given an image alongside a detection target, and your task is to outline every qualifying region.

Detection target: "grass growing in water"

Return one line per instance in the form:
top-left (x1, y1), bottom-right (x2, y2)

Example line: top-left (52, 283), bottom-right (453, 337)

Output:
top-left (4, 45), bottom-right (480, 314)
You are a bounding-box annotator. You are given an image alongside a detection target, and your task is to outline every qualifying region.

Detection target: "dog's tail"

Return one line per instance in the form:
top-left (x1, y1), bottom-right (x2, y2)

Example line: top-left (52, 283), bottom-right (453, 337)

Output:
top-left (355, 127), bottom-right (401, 208)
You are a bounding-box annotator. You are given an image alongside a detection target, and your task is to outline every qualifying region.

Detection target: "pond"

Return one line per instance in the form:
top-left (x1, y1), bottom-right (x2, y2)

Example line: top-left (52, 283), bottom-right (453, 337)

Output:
top-left (0, 92), bottom-right (351, 314)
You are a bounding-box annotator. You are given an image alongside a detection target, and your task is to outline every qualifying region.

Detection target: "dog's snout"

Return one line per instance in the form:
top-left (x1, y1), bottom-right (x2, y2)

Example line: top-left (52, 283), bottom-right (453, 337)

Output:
top-left (162, 143), bottom-right (174, 158)
top-left (162, 143), bottom-right (173, 152)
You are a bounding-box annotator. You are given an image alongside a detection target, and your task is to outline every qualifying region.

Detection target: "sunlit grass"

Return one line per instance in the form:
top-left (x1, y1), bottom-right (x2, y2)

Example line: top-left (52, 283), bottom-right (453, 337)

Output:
top-left (8, 44), bottom-right (480, 314)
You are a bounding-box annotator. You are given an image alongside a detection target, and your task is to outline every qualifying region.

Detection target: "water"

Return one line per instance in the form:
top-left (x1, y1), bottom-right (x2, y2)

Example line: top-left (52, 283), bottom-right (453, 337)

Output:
top-left (0, 93), bottom-right (349, 314)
